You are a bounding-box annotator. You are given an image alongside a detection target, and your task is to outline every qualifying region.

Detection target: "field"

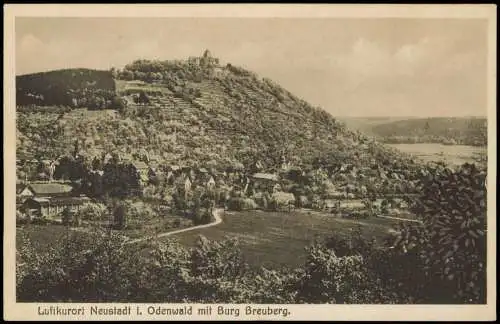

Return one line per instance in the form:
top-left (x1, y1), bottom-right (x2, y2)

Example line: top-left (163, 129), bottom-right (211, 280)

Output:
top-left (168, 210), bottom-right (403, 270)
top-left (386, 143), bottom-right (487, 166)
top-left (16, 208), bottom-right (409, 269)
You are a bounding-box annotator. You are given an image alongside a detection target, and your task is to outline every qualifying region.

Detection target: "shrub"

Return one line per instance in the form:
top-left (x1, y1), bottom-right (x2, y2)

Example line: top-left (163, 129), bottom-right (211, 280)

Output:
top-left (227, 198), bottom-right (257, 211)
top-left (76, 202), bottom-right (108, 221)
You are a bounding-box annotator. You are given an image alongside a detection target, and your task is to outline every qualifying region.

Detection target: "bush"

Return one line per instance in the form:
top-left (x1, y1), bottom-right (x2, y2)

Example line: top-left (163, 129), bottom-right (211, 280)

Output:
top-left (76, 202), bottom-right (108, 221)
top-left (227, 198), bottom-right (257, 211)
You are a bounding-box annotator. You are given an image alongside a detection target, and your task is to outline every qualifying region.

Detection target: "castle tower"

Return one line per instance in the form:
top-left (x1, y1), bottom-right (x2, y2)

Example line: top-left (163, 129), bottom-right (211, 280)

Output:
top-left (203, 49), bottom-right (212, 58)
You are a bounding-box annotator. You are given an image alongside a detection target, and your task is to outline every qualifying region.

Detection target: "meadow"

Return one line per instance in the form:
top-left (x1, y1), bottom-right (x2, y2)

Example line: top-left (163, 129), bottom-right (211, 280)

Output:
top-left (169, 209), bottom-right (402, 269)
top-left (386, 143), bottom-right (487, 166)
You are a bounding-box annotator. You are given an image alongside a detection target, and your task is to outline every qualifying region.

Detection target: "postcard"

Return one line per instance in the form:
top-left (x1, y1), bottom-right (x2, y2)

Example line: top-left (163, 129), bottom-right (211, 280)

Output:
top-left (3, 4), bottom-right (497, 321)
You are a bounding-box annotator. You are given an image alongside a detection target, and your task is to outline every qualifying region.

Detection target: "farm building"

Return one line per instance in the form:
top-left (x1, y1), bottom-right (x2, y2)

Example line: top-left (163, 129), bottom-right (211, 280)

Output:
top-left (19, 182), bottom-right (74, 198)
top-left (22, 195), bottom-right (92, 218)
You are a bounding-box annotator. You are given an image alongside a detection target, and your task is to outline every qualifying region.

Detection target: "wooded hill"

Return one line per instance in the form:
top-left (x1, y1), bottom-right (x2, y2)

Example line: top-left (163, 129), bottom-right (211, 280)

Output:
top-left (16, 53), bottom-right (422, 184)
top-left (16, 68), bottom-right (117, 109)
top-left (342, 117), bottom-right (487, 146)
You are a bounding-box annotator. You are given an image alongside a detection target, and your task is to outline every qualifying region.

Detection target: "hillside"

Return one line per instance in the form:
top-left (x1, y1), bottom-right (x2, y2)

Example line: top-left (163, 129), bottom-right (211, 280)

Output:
top-left (16, 68), bottom-right (118, 109)
top-left (16, 52), bottom-right (423, 187)
top-left (342, 117), bottom-right (487, 146)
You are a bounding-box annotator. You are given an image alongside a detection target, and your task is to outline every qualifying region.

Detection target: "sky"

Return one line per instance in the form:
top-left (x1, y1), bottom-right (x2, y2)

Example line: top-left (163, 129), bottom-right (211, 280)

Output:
top-left (15, 17), bottom-right (488, 117)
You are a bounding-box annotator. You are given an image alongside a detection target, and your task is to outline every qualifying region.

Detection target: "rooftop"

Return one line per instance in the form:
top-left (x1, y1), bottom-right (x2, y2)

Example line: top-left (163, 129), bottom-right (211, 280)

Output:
top-left (134, 161), bottom-right (149, 170)
top-left (28, 183), bottom-right (74, 196)
top-left (251, 173), bottom-right (279, 182)
top-left (28, 196), bottom-right (91, 206)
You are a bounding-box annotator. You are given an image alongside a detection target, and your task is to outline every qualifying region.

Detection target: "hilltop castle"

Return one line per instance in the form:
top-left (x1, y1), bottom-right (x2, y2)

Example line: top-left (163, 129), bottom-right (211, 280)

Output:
top-left (188, 49), bottom-right (220, 67)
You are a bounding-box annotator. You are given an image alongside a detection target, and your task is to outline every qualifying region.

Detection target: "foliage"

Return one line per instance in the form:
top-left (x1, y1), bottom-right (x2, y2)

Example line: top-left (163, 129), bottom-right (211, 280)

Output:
top-left (102, 162), bottom-right (142, 198)
top-left (76, 202), bottom-right (108, 221)
top-left (17, 69), bottom-right (116, 108)
top-left (17, 229), bottom-right (136, 302)
top-left (409, 163), bottom-right (486, 303)
top-left (227, 198), bottom-right (257, 211)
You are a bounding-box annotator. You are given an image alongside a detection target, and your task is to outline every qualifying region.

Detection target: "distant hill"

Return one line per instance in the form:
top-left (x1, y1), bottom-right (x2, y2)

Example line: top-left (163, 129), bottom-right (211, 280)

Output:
top-left (16, 68), bottom-right (117, 108)
top-left (340, 117), bottom-right (487, 146)
top-left (338, 117), bottom-right (413, 137)
top-left (16, 52), bottom-right (423, 187)
top-left (371, 117), bottom-right (487, 146)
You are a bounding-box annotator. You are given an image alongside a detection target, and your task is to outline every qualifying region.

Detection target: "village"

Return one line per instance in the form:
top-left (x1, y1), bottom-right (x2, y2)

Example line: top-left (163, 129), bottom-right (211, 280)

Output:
top-left (16, 139), bottom-right (415, 232)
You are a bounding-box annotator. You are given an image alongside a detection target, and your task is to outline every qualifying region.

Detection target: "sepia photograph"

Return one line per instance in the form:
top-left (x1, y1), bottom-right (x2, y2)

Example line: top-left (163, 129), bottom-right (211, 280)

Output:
top-left (3, 4), bottom-right (496, 321)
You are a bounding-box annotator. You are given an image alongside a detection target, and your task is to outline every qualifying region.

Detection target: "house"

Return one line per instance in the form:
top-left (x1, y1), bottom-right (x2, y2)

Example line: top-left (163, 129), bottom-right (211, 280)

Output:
top-left (250, 173), bottom-right (279, 193)
top-left (133, 161), bottom-right (150, 184)
top-left (338, 199), bottom-right (366, 210)
top-left (251, 173), bottom-right (279, 182)
top-left (184, 176), bottom-right (192, 193)
top-left (22, 195), bottom-right (92, 219)
top-left (16, 183), bottom-right (31, 206)
top-left (205, 175), bottom-right (216, 189)
top-left (391, 198), bottom-right (409, 209)
top-left (20, 182), bottom-right (74, 198)
top-left (272, 183), bottom-right (282, 193)
top-left (324, 199), bottom-right (339, 210)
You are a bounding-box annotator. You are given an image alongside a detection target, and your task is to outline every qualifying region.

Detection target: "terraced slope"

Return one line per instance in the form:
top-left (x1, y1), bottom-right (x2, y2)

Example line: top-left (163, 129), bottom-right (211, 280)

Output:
top-left (16, 56), bottom-right (421, 185)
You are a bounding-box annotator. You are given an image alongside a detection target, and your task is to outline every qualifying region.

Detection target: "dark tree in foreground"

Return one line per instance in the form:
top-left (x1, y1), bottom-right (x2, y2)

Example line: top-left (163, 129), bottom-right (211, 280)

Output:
top-left (388, 163), bottom-right (487, 303)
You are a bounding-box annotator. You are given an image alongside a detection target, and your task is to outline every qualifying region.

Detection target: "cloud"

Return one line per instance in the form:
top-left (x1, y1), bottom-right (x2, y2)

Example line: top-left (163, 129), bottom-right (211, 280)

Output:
top-left (18, 34), bottom-right (45, 54)
top-left (334, 37), bottom-right (433, 86)
top-left (394, 37), bottom-right (430, 71)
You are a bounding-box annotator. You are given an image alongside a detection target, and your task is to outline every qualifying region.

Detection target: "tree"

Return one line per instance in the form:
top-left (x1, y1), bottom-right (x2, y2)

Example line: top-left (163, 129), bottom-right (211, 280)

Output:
top-left (121, 70), bottom-right (134, 81)
top-left (409, 163), bottom-right (486, 303)
top-left (295, 244), bottom-right (382, 304)
top-left (138, 91), bottom-right (150, 105)
top-left (112, 203), bottom-right (127, 230)
top-left (16, 228), bottom-right (137, 302)
top-left (111, 96), bottom-right (127, 113)
top-left (61, 207), bottom-right (73, 226)
top-left (76, 202), bottom-right (107, 222)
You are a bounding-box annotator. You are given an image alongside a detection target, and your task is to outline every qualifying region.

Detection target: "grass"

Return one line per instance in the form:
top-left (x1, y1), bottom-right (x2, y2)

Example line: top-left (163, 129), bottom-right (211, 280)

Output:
top-left (386, 143), bottom-right (487, 166)
top-left (15, 213), bottom-right (193, 261)
top-left (168, 209), bottom-right (402, 270)
top-left (16, 209), bottom-right (408, 270)
top-left (120, 215), bottom-right (193, 239)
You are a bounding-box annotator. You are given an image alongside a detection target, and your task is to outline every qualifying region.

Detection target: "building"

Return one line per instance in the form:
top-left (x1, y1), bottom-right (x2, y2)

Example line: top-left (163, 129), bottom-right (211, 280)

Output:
top-left (18, 182), bottom-right (91, 219)
top-left (205, 175), bottom-right (216, 189)
top-left (250, 173), bottom-right (279, 192)
top-left (19, 182), bottom-right (74, 199)
top-left (184, 177), bottom-right (192, 195)
top-left (22, 196), bottom-right (92, 218)
top-left (133, 161), bottom-right (150, 185)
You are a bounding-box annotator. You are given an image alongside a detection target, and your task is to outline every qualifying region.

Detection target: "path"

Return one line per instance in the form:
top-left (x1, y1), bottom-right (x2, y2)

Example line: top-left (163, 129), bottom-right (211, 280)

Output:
top-left (122, 208), bottom-right (224, 245)
top-left (376, 215), bottom-right (423, 224)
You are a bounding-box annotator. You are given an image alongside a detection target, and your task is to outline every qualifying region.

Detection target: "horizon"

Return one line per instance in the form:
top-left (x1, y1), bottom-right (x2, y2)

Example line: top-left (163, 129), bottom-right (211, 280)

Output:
top-left (16, 17), bottom-right (488, 118)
